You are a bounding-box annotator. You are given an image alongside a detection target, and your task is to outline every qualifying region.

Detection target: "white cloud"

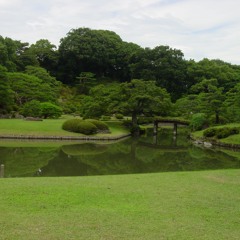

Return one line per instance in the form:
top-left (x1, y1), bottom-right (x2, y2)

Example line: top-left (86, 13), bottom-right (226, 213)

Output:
top-left (0, 0), bottom-right (240, 64)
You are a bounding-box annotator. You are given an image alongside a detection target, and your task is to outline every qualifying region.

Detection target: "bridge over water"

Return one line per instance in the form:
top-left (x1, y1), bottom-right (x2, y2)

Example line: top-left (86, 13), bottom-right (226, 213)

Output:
top-left (152, 117), bottom-right (190, 136)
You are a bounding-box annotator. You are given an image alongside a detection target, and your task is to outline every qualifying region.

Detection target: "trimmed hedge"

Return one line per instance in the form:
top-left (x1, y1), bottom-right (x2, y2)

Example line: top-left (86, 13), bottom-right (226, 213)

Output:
top-left (62, 119), bottom-right (111, 135)
top-left (203, 127), bottom-right (239, 139)
top-left (86, 119), bottom-right (110, 132)
top-left (62, 119), bottom-right (97, 135)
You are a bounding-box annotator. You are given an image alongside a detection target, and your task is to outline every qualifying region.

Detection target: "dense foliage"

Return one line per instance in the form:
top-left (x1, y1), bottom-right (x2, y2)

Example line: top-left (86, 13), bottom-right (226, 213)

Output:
top-left (1, 27), bottom-right (240, 130)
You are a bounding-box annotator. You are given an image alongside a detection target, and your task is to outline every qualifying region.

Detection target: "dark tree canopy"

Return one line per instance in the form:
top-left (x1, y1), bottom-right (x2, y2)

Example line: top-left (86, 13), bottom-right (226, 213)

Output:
top-left (58, 27), bottom-right (142, 84)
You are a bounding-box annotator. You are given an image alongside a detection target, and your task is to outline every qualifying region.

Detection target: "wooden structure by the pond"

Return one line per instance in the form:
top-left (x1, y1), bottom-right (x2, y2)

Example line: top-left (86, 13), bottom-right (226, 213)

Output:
top-left (153, 118), bottom-right (190, 136)
top-left (0, 164), bottom-right (4, 178)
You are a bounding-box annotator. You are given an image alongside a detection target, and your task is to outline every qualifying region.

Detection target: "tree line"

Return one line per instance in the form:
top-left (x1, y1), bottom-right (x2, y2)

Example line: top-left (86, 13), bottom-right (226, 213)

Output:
top-left (1, 27), bottom-right (240, 127)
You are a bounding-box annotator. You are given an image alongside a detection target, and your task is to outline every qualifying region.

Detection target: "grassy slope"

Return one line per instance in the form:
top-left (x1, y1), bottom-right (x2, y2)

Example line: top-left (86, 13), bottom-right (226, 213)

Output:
top-left (0, 170), bottom-right (240, 240)
top-left (0, 119), bottom-right (129, 137)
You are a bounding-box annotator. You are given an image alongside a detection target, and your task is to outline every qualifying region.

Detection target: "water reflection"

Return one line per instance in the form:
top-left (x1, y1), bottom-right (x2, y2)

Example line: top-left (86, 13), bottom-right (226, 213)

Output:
top-left (0, 129), bottom-right (240, 177)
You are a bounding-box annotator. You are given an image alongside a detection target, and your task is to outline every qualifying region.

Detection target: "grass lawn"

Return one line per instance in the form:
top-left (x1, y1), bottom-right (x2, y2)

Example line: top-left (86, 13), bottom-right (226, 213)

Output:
top-left (0, 118), bottom-right (129, 138)
top-left (0, 170), bottom-right (239, 240)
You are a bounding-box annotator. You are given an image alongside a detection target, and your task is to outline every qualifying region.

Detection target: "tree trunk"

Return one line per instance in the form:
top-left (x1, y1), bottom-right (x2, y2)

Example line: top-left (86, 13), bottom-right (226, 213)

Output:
top-left (131, 112), bottom-right (140, 136)
top-left (215, 111), bottom-right (219, 124)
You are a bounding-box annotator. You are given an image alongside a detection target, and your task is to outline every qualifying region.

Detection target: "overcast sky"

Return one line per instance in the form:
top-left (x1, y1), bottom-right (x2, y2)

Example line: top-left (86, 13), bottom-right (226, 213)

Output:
top-left (1, 0), bottom-right (240, 64)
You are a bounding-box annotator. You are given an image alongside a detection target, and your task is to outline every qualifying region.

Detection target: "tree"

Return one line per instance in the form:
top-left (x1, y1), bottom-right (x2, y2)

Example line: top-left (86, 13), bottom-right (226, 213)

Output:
top-left (8, 72), bottom-right (56, 107)
top-left (0, 65), bottom-right (14, 113)
top-left (130, 46), bottom-right (188, 101)
top-left (58, 27), bottom-right (142, 84)
top-left (21, 100), bottom-right (42, 117)
top-left (190, 78), bottom-right (225, 124)
top-left (186, 58), bottom-right (240, 93)
top-left (174, 95), bottom-right (200, 119)
top-left (25, 66), bottom-right (61, 100)
top-left (223, 83), bottom-right (240, 122)
top-left (80, 83), bottom-right (122, 119)
top-left (40, 102), bottom-right (62, 119)
top-left (27, 39), bottom-right (58, 75)
top-left (120, 79), bottom-right (172, 127)
top-left (76, 72), bottom-right (96, 94)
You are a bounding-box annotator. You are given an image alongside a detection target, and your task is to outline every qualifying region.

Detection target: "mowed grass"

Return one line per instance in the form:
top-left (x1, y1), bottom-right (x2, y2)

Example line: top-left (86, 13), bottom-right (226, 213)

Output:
top-left (0, 119), bottom-right (129, 137)
top-left (0, 170), bottom-right (240, 240)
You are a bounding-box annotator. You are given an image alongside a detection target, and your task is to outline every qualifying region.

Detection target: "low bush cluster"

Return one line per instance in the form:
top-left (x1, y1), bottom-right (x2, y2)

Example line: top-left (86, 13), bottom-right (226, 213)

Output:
top-left (62, 119), bottom-right (110, 135)
top-left (101, 115), bottom-right (111, 121)
top-left (115, 113), bottom-right (124, 119)
top-left (190, 113), bottom-right (208, 131)
top-left (203, 127), bottom-right (239, 139)
top-left (86, 119), bottom-right (109, 132)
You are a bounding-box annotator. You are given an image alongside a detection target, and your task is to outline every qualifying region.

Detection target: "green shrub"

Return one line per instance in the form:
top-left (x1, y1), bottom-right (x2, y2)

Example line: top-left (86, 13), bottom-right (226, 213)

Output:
top-left (21, 100), bottom-right (41, 117)
top-left (203, 126), bottom-right (240, 139)
top-left (62, 119), bottom-right (81, 132)
top-left (40, 102), bottom-right (62, 119)
top-left (101, 115), bottom-right (111, 121)
top-left (62, 119), bottom-right (97, 135)
top-left (203, 128), bottom-right (217, 138)
top-left (216, 127), bottom-right (232, 139)
top-left (86, 119), bottom-right (110, 132)
top-left (230, 127), bottom-right (239, 135)
top-left (115, 113), bottom-right (124, 119)
top-left (190, 113), bottom-right (208, 131)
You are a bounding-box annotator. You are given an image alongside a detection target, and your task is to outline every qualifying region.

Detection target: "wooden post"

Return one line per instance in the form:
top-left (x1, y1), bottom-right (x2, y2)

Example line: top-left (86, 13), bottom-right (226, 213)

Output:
top-left (173, 123), bottom-right (177, 136)
top-left (0, 164), bottom-right (4, 178)
top-left (153, 135), bottom-right (158, 145)
top-left (153, 121), bottom-right (158, 135)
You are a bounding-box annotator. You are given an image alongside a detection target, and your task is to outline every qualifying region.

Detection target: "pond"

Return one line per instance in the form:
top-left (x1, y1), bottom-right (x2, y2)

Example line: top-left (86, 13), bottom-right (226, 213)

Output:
top-left (0, 129), bottom-right (240, 178)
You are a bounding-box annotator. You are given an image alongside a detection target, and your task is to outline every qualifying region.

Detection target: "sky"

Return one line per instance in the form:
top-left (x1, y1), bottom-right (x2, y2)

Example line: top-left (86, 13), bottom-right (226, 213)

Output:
top-left (0, 0), bottom-right (240, 64)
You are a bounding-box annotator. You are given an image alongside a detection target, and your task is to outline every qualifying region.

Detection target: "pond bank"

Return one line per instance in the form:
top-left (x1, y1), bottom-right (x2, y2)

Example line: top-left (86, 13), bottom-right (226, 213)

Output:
top-left (0, 133), bottom-right (131, 141)
top-left (190, 134), bottom-right (240, 149)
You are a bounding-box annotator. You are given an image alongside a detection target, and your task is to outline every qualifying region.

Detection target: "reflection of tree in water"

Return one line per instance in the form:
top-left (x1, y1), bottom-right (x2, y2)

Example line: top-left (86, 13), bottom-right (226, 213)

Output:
top-left (43, 137), bottom-right (240, 176)
top-left (61, 143), bottom-right (108, 156)
top-left (1, 132), bottom-right (240, 177)
top-left (0, 147), bottom-right (59, 177)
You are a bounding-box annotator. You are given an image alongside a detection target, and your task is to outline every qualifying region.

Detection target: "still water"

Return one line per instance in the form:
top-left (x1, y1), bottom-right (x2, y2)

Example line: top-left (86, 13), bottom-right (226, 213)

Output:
top-left (0, 129), bottom-right (240, 177)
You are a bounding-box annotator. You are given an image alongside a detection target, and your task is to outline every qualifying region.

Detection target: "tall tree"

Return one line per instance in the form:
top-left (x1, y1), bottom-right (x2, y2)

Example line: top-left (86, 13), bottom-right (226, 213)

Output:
top-left (130, 46), bottom-right (188, 101)
top-left (58, 27), bottom-right (142, 84)
top-left (190, 78), bottom-right (225, 124)
top-left (120, 79), bottom-right (172, 127)
top-left (186, 58), bottom-right (240, 93)
top-left (8, 72), bottom-right (57, 106)
top-left (27, 39), bottom-right (58, 75)
top-left (223, 83), bottom-right (240, 122)
top-left (0, 65), bottom-right (14, 113)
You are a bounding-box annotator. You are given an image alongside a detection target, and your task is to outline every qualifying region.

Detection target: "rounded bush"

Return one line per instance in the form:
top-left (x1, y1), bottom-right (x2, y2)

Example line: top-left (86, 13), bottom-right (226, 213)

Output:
top-left (115, 113), bottom-right (124, 119)
top-left (230, 127), bottom-right (239, 135)
top-left (62, 119), bottom-right (97, 135)
top-left (86, 119), bottom-right (110, 132)
top-left (203, 128), bottom-right (217, 138)
top-left (190, 113), bottom-right (208, 131)
top-left (101, 115), bottom-right (111, 121)
top-left (216, 127), bottom-right (232, 139)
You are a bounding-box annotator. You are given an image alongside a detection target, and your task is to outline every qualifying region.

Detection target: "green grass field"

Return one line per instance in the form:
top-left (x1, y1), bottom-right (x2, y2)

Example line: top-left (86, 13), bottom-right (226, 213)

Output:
top-left (0, 170), bottom-right (239, 240)
top-left (0, 118), bottom-right (129, 138)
